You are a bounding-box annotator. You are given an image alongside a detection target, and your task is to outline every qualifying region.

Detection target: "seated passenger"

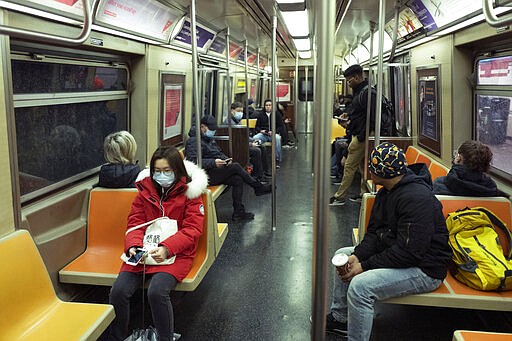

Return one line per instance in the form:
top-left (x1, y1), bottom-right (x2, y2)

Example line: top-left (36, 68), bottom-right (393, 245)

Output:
top-left (325, 142), bottom-right (452, 340)
top-left (98, 131), bottom-right (141, 188)
top-left (253, 99), bottom-right (283, 167)
top-left (433, 140), bottom-right (503, 197)
top-left (108, 146), bottom-right (208, 341)
top-left (185, 115), bottom-right (272, 222)
top-left (224, 101), bottom-right (269, 182)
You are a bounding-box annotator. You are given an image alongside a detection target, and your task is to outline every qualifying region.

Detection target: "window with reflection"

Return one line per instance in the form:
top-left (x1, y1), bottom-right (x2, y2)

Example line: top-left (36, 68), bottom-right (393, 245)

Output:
top-left (11, 55), bottom-right (129, 201)
top-left (475, 54), bottom-right (512, 180)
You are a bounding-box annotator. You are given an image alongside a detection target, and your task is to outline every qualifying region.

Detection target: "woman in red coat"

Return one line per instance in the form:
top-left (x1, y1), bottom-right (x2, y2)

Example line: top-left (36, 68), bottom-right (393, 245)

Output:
top-left (108, 146), bottom-right (208, 341)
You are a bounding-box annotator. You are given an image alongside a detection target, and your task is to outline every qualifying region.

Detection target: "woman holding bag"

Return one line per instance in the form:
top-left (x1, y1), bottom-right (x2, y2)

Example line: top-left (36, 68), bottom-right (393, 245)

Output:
top-left (108, 146), bottom-right (208, 341)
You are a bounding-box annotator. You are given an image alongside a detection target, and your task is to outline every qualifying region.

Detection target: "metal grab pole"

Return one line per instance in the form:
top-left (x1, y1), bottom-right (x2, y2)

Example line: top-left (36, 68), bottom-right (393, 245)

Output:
top-left (312, 0), bottom-right (336, 339)
top-left (225, 27), bottom-right (233, 157)
top-left (294, 53), bottom-right (299, 147)
top-left (364, 21), bottom-right (376, 192)
top-left (271, 7), bottom-right (277, 230)
top-left (191, 0), bottom-right (201, 167)
top-left (256, 48), bottom-right (260, 106)
top-left (0, 0), bottom-right (92, 45)
top-left (244, 41), bottom-right (250, 158)
top-left (375, 0), bottom-right (386, 146)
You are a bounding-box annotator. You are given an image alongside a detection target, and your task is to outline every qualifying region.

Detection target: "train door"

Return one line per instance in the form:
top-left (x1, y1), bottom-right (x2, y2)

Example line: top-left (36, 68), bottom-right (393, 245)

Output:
top-left (296, 66), bottom-right (314, 134)
top-left (390, 62), bottom-right (412, 137)
top-left (199, 68), bottom-right (214, 117)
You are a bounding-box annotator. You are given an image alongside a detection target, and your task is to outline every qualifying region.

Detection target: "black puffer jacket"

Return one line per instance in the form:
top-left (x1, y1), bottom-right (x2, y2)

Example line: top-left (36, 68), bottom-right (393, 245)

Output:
top-left (97, 163), bottom-right (141, 188)
top-left (185, 127), bottom-right (227, 171)
top-left (433, 164), bottom-right (500, 197)
top-left (354, 163), bottom-right (452, 279)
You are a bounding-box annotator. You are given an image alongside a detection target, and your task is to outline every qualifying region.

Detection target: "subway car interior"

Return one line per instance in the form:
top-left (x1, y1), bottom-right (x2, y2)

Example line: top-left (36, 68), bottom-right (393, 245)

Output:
top-left (1, 0), bottom-right (512, 340)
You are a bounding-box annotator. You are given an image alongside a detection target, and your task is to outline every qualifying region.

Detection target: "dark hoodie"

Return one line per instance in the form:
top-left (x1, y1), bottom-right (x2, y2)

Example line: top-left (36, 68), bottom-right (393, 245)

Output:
top-left (353, 163), bottom-right (452, 279)
top-left (433, 164), bottom-right (500, 197)
top-left (97, 163), bottom-right (141, 188)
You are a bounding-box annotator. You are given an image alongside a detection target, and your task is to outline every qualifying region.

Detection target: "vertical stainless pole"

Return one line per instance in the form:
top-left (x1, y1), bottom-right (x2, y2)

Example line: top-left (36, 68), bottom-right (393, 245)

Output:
top-left (375, 0), bottom-right (386, 146)
top-left (225, 27), bottom-right (233, 157)
top-left (256, 48), bottom-right (260, 106)
top-left (364, 21), bottom-right (376, 191)
top-left (191, 0), bottom-right (201, 167)
top-left (312, 0), bottom-right (336, 339)
top-left (294, 53), bottom-right (299, 147)
top-left (305, 66), bottom-right (308, 135)
top-left (244, 40), bottom-right (251, 114)
top-left (271, 6), bottom-right (277, 230)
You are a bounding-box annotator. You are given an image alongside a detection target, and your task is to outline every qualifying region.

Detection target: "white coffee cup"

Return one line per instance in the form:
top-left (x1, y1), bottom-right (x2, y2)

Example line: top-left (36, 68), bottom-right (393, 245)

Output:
top-left (331, 253), bottom-right (349, 275)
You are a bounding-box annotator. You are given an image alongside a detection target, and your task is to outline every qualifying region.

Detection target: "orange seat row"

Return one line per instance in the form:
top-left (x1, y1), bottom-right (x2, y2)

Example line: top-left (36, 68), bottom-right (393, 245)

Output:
top-left (59, 187), bottom-right (227, 291)
top-left (355, 194), bottom-right (512, 311)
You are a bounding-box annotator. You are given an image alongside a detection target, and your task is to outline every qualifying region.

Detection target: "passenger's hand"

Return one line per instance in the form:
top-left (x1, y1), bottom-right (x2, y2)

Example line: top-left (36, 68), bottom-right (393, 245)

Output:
top-left (215, 159), bottom-right (228, 167)
top-left (149, 246), bottom-right (170, 263)
top-left (340, 255), bottom-right (363, 282)
top-left (284, 118), bottom-right (291, 123)
top-left (128, 247), bottom-right (137, 256)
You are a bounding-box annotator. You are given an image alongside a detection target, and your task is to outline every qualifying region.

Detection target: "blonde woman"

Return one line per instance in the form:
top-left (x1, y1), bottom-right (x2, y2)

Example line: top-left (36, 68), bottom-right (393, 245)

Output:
top-left (98, 130), bottom-right (141, 188)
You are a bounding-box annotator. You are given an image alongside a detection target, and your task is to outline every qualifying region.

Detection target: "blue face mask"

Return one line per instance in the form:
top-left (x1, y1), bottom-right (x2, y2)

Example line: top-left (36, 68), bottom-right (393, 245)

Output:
top-left (204, 128), bottom-right (216, 138)
top-left (234, 111), bottom-right (243, 121)
top-left (153, 171), bottom-right (175, 187)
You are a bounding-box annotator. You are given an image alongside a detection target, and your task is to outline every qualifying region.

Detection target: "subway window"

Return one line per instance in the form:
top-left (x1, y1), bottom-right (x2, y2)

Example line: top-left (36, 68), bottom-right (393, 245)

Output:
top-left (11, 53), bottom-right (129, 201)
top-left (475, 54), bottom-right (512, 180)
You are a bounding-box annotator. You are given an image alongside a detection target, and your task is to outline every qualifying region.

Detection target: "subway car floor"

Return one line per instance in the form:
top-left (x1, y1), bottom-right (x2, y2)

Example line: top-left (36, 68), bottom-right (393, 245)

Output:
top-left (96, 134), bottom-right (512, 340)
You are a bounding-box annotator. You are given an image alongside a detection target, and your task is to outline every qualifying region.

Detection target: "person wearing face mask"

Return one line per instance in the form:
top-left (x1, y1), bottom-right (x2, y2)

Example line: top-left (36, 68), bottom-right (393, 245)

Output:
top-left (224, 101), bottom-right (270, 182)
top-left (186, 114), bottom-right (272, 222)
top-left (108, 146), bottom-right (208, 341)
top-left (253, 99), bottom-right (284, 168)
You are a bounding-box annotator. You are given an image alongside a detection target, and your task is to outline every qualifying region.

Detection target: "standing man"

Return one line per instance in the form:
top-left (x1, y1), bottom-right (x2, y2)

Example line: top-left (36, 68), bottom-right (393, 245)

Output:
top-left (253, 99), bottom-right (284, 168)
top-left (326, 142), bottom-right (452, 340)
top-left (330, 64), bottom-right (374, 206)
top-left (185, 115), bottom-right (271, 222)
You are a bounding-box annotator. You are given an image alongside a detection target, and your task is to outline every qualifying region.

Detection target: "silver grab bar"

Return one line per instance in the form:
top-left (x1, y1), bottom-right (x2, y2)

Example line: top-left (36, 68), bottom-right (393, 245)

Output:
top-left (483, 0), bottom-right (512, 28)
top-left (0, 0), bottom-right (92, 45)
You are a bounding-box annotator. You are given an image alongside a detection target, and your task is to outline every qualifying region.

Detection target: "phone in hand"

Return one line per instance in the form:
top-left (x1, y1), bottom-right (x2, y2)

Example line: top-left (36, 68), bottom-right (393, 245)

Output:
top-left (126, 248), bottom-right (147, 266)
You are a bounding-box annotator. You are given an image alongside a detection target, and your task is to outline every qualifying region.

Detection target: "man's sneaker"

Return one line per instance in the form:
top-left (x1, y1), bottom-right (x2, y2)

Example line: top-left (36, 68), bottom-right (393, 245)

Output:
top-left (232, 211), bottom-right (255, 222)
top-left (276, 163), bottom-right (281, 169)
top-left (329, 196), bottom-right (345, 206)
top-left (325, 313), bottom-right (347, 336)
top-left (332, 177), bottom-right (342, 185)
top-left (349, 195), bottom-right (363, 203)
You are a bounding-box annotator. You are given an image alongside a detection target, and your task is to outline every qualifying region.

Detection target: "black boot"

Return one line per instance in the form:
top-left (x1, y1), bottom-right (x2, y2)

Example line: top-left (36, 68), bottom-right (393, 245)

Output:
top-left (232, 211), bottom-right (255, 222)
top-left (254, 183), bottom-right (272, 196)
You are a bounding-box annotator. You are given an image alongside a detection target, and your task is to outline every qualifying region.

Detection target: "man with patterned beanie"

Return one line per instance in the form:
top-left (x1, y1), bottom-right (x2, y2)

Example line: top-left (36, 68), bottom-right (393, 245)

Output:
top-left (324, 142), bottom-right (452, 340)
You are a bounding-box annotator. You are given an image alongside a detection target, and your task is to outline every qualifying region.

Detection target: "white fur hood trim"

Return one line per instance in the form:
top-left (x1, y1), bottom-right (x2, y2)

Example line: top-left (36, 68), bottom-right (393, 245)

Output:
top-left (135, 160), bottom-right (208, 199)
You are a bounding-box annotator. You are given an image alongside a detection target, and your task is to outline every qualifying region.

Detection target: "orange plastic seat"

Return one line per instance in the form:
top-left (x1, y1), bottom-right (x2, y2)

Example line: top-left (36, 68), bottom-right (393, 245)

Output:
top-left (0, 230), bottom-right (114, 340)
top-left (429, 160), bottom-right (449, 181)
top-left (404, 145), bottom-right (419, 165)
top-left (59, 188), bottom-right (216, 291)
top-left (415, 153), bottom-right (432, 167)
top-left (330, 118), bottom-right (346, 144)
top-left (453, 330), bottom-right (512, 340)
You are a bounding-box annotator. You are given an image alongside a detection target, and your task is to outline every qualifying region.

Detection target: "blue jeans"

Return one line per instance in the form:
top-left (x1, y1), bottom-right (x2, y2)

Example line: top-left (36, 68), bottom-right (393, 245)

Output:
top-left (253, 132), bottom-right (282, 162)
top-left (330, 247), bottom-right (442, 341)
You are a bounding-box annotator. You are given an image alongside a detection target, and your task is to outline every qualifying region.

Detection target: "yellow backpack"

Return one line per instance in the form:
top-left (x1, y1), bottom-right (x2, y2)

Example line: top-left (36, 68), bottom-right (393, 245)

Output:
top-left (445, 207), bottom-right (512, 291)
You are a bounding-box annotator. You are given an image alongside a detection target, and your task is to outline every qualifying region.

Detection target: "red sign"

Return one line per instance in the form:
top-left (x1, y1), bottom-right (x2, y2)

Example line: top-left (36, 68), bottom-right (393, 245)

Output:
top-left (229, 43), bottom-right (243, 59)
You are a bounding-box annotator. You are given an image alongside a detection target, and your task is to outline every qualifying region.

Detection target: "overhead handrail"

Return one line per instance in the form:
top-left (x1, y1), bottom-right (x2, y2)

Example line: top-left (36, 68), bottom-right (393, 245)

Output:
top-left (0, 0), bottom-right (93, 45)
top-left (387, 0), bottom-right (400, 63)
top-left (483, 0), bottom-right (512, 28)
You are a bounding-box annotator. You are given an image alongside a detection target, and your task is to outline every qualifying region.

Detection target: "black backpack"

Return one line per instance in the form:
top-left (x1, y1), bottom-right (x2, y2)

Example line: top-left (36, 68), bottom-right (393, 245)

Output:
top-left (360, 85), bottom-right (396, 136)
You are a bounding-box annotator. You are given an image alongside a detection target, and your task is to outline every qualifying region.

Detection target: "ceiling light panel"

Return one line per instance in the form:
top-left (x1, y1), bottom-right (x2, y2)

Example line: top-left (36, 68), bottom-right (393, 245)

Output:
top-left (281, 10), bottom-right (309, 37)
